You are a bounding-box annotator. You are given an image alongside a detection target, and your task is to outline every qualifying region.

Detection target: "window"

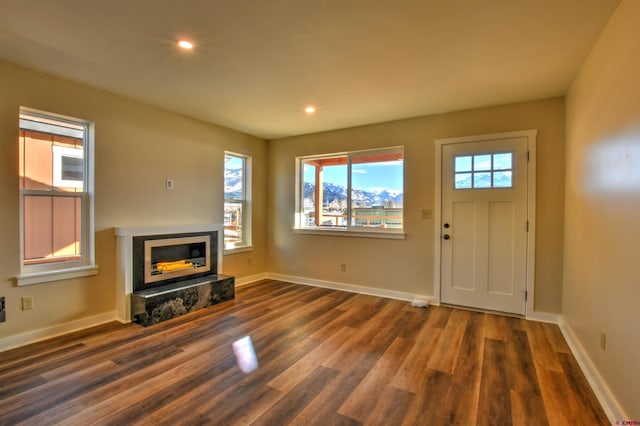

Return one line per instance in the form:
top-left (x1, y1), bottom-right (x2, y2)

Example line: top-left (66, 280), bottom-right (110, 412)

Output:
top-left (224, 152), bottom-right (252, 250)
top-left (454, 152), bottom-right (513, 189)
top-left (18, 108), bottom-right (96, 285)
top-left (296, 147), bottom-right (404, 236)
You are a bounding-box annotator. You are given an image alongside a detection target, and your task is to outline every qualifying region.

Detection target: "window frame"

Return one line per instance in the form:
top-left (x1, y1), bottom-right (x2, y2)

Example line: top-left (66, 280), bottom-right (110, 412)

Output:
top-left (224, 151), bottom-right (252, 253)
top-left (16, 107), bottom-right (97, 286)
top-left (295, 146), bottom-right (405, 239)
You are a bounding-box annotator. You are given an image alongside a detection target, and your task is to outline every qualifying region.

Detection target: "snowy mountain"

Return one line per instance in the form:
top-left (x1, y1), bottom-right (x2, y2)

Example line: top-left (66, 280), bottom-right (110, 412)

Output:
top-left (224, 167), bottom-right (243, 199)
top-left (304, 182), bottom-right (403, 208)
top-left (227, 167), bottom-right (403, 208)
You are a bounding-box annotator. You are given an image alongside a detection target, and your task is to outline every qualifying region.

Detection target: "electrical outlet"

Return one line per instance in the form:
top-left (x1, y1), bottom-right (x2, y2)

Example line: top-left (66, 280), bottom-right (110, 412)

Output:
top-left (421, 209), bottom-right (432, 219)
top-left (340, 263), bottom-right (347, 272)
top-left (166, 178), bottom-right (174, 190)
top-left (0, 296), bottom-right (5, 322)
top-left (22, 296), bottom-right (34, 311)
top-left (600, 331), bottom-right (606, 351)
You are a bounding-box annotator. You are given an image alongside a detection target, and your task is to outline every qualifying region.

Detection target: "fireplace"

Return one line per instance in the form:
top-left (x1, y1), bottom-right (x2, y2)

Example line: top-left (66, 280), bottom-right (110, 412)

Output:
top-left (133, 231), bottom-right (216, 291)
top-left (115, 224), bottom-right (234, 325)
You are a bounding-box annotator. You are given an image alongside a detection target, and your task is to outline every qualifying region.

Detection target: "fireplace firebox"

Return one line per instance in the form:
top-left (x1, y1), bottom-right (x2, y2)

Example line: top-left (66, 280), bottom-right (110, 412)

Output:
top-left (129, 230), bottom-right (234, 326)
top-left (133, 232), bottom-right (216, 291)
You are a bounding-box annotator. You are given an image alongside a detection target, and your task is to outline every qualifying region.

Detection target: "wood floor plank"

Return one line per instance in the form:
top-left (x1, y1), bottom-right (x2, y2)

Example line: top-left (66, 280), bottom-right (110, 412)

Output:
top-left (321, 300), bottom-right (406, 372)
top-left (195, 330), bottom-right (323, 421)
top-left (401, 368), bottom-right (453, 426)
top-left (389, 325), bottom-right (442, 393)
top-left (425, 305), bottom-right (453, 329)
top-left (437, 310), bottom-right (485, 425)
top-left (0, 360), bottom-right (120, 423)
top-left (542, 322), bottom-right (572, 354)
top-left (524, 320), bottom-right (564, 373)
top-left (338, 337), bottom-right (414, 422)
top-left (484, 311), bottom-right (509, 341)
top-left (267, 325), bottom-right (355, 392)
top-left (0, 281), bottom-right (609, 426)
top-left (365, 385), bottom-right (415, 426)
top-left (251, 366), bottom-right (340, 425)
top-left (288, 363), bottom-right (373, 425)
top-left (426, 308), bottom-right (469, 374)
top-left (503, 327), bottom-right (548, 425)
top-left (477, 338), bottom-right (512, 425)
top-left (510, 390), bottom-right (548, 426)
top-left (42, 343), bottom-right (237, 425)
top-left (536, 368), bottom-right (581, 425)
top-left (557, 352), bottom-right (609, 424)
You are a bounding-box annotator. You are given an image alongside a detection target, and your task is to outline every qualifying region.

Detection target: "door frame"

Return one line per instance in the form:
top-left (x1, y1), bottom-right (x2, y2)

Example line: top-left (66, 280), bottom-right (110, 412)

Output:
top-left (433, 129), bottom-right (537, 317)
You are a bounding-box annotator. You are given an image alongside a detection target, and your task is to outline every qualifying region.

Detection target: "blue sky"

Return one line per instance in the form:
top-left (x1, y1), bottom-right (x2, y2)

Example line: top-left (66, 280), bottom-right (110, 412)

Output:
top-left (304, 161), bottom-right (403, 192)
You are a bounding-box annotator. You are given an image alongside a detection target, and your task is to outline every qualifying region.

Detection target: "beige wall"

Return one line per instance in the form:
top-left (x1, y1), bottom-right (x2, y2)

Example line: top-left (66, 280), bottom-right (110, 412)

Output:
top-left (0, 60), bottom-right (267, 342)
top-left (564, 0), bottom-right (639, 418)
top-left (268, 98), bottom-right (565, 313)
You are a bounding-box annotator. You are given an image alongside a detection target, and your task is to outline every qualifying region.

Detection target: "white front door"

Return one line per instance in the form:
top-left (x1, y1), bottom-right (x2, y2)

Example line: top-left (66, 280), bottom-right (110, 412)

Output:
top-left (440, 137), bottom-right (529, 315)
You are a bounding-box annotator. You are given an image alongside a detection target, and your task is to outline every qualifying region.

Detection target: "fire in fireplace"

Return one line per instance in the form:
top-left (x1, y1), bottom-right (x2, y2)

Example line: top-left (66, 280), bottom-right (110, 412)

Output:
top-left (132, 231), bottom-right (217, 292)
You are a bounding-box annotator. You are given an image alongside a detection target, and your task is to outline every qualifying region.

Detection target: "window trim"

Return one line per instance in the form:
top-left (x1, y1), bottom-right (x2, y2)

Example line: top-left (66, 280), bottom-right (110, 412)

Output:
top-left (224, 151), bottom-right (252, 253)
top-left (16, 107), bottom-right (97, 286)
top-left (295, 146), bottom-right (405, 239)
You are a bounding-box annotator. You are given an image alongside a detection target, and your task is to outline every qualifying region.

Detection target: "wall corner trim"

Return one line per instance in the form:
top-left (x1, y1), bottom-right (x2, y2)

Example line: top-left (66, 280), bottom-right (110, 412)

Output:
top-left (526, 310), bottom-right (560, 323)
top-left (234, 273), bottom-right (269, 287)
top-left (558, 316), bottom-right (628, 423)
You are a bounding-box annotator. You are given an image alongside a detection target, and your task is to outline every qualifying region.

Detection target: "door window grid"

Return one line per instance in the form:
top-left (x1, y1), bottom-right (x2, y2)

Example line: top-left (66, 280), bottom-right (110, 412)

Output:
top-left (454, 152), bottom-right (513, 189)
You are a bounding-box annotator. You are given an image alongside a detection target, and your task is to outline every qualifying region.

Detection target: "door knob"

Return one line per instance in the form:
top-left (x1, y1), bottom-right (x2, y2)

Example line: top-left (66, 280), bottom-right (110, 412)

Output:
top-left (443, 234), bottom-right (450, 240)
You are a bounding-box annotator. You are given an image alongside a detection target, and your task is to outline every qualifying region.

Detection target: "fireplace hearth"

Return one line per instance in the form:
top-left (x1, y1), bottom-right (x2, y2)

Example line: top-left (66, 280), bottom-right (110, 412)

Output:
top-left (115, 224), bottom-right (234, 325)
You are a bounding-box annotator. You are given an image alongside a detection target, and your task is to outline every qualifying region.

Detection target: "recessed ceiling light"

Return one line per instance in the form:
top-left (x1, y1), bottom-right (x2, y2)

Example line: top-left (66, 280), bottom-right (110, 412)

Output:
top-left (178, 40), bottom-right (194, 50)
top-left (304, 106), bottom-right (316, 114)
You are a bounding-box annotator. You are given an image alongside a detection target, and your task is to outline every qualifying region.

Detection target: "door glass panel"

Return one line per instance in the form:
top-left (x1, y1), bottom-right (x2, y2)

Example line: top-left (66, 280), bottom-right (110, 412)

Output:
top-left (455, 156), bottom-right (472, 172)
top-left (493, 153), bottom-right (512, 170)
top-left (493, 171), bottom-right (512, 188)
top-left (473, 155), bottom-right (492, 171)
top-left (474, 172), bottom-right (492, 188)
top-left (455, 173), bottom-right (472, 189)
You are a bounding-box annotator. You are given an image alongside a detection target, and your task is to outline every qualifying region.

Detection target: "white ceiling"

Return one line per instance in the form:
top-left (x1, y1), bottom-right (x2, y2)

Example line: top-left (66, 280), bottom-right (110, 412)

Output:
top-left (0, 0), bottom-right (620, 140)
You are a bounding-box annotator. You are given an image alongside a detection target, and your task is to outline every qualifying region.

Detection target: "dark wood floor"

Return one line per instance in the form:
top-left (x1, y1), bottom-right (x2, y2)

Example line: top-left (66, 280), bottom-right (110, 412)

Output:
top-left (0, 280), bottom-right (608, 425)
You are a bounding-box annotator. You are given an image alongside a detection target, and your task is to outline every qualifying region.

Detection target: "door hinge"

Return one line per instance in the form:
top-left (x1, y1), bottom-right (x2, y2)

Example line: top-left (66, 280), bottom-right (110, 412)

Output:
top-left (526, 221), bottom-right (529, 232)
top-left (527, 150), bottom-right (530, 161)
top-left (525, 290), bottom-right (528, 302)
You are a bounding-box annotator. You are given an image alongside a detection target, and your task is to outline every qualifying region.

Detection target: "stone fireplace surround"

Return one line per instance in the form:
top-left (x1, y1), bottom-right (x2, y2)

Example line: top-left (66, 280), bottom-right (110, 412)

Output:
top-left (115, 224), bottom-right (232, 324)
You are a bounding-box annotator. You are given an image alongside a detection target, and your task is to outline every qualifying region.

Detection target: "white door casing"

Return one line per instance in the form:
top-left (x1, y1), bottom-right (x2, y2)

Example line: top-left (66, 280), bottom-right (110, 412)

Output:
top-left (434, 130), bottom-right (537, 316)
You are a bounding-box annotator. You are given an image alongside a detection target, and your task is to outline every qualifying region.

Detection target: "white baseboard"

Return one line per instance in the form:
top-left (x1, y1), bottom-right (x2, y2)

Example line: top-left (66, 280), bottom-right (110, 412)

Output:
top-left (558, 316), bottom-right (627, 423)
top-left (234, 272), bottom-right (268, 287)
top-left (265, 272), bottom-right (435, 305)
top-left (0, 310), bottom-right (119, 352)
top-left (526, 310), bottom-right (560, 323)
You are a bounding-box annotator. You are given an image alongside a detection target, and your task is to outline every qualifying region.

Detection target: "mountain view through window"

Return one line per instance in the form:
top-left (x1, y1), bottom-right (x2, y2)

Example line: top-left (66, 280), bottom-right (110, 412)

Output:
top-left (300, 148), bottom-right (403, 230)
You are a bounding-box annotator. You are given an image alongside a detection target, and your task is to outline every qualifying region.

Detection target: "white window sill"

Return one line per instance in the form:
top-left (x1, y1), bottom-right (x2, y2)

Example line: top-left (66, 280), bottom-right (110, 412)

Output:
top-left (293, 228), bottom-right (406, 240)
top-left (16, 265), bottom-right (99, 286)
top-left (224, 245), bottom-right (254, 255)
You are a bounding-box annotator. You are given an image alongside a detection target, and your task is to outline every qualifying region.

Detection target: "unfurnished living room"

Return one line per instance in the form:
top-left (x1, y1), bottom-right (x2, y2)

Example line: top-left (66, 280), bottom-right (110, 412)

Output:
top-left (0, 0), bottom-right (638, 424)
